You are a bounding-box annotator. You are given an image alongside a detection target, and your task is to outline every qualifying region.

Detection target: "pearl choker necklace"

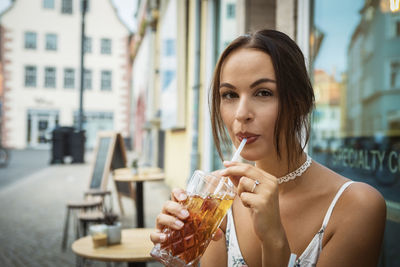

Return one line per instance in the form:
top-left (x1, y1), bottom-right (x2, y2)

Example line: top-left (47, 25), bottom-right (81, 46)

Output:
top-left (277, 154), bottom-right (312, 184)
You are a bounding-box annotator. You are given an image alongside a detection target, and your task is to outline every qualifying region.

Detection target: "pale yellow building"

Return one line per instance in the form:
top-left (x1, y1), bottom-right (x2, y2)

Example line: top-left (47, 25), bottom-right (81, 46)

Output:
top-left (130, 0), bottom-right (308, 189)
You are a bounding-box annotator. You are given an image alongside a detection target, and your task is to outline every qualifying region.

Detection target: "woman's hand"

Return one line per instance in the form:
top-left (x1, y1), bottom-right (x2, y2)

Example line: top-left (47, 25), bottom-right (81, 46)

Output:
top-left (149, 188), bottom-right (224, 244)
top-left (219, 161), bottom-right (284, 243)
top-left (150, 188), bottom-right (189, 244)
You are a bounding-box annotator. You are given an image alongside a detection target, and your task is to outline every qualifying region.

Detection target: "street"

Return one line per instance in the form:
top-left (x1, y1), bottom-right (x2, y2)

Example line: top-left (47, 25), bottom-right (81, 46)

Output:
top-left (0, 149), bottom-right (51, 188)
top-left (0, 149), bottom-right (168, 266)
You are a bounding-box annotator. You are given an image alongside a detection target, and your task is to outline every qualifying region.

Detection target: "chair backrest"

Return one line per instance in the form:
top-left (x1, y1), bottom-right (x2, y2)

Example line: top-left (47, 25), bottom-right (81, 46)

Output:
top-left (88, 132), bottom-right (127, 190)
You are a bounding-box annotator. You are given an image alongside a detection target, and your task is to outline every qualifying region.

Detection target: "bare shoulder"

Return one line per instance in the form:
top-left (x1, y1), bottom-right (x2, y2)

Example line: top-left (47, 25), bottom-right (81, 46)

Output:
top-left (317, 177), bottom-right (387, 265)
top-left (340, 181), bottom-right (386, 218)
top-left (312, 162), bottom-right (386, 216)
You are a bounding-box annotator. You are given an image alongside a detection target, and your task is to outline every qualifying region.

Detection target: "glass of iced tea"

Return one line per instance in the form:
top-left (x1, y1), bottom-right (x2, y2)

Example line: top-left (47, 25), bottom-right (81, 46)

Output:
top-left (150, 170), bottom-right (236, 267)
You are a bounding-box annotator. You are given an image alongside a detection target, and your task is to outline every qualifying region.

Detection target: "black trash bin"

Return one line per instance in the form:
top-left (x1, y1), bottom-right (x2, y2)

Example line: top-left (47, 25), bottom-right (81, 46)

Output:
top-left (51, 126), bottom-right (74, 164)
top-left (70, 130), bottom-right (85, 163)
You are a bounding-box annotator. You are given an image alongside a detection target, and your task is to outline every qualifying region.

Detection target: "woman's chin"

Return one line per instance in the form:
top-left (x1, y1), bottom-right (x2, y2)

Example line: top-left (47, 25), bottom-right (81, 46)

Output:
top-left (240, 152), bottom-right (262, 162)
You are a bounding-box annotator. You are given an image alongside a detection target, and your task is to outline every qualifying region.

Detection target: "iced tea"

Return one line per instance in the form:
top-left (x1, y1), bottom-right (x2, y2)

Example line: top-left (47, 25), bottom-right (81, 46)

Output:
top-left (151, 193), bottom-right (234, 266)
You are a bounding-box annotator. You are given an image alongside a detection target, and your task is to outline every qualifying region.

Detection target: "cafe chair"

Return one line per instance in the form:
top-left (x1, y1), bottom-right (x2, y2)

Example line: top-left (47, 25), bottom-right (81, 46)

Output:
top-left (61, 190), bottom-right (111, 251)
top-left (61, 131), bottom-right (127, 251)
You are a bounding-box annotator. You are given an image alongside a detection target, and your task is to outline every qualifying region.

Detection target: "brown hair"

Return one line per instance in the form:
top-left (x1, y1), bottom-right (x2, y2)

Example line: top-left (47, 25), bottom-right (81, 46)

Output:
top-left (210, 29), bottom-right (315, 170)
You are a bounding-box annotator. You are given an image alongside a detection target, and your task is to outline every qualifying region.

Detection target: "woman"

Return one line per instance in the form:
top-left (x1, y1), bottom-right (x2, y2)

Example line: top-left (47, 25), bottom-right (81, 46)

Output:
top-left (150, 30), bottom-right (386, 266)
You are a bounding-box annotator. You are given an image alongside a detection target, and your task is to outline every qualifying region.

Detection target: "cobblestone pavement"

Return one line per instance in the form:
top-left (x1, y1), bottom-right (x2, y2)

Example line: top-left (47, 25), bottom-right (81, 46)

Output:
top-left (0, 149), bottom-right (51, 188)
top-left (0, 155), bottom-right (170, 267)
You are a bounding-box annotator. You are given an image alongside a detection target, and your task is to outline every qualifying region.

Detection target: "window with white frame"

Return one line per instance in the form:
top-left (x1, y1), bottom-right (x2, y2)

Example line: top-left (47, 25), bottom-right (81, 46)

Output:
top-left (24, 32), bottom-right (37, 49)
top-left (45, 34), bottom-right (57, 50)
top-left (84, 37), bottom-right (92, 53)
top-left (83, 69), bottom-right (92, 90)
top-left (45, 67), bottom-right (56, 88)
top-left (61, 0), bottom-right (73, 14)
top-left (101, 70), bottom-right (112, 91)
top-left (25, 66), bottom-right (37, 87)
top-left (101, 38), bottom-right (112, 54)
top-left (64, 68), bottom-right (75, 89)
top-left (43, 0), bottom-right (54, 9)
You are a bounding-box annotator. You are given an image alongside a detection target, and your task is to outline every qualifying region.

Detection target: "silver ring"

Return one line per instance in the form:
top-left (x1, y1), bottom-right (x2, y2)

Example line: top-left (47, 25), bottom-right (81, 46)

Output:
top-left (251, 180), bottom-right (260, 193)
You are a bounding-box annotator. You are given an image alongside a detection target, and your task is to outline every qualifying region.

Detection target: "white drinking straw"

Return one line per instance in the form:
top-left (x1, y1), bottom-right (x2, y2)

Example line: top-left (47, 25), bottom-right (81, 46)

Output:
top-left (231, 138), bottom-right (247, 162)
top-left (225, 138), bottom-right (247, 188)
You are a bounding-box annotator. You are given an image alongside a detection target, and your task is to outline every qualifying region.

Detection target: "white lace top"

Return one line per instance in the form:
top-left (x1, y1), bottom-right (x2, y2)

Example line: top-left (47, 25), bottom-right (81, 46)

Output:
top-left (225, 181), bottom-right (354, 267)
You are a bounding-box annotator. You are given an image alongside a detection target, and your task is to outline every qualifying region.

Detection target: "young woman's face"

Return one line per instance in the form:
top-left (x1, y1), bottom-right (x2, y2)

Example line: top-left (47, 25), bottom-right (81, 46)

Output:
top-left (219, 48), bottom-right (279, 161)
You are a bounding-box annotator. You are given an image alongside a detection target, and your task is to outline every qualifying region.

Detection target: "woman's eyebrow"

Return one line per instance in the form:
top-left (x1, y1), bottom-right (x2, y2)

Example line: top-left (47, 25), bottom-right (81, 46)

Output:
top-left (250, 78), bottom-right (276, 88)
top-left (219, 82), bottom-right (235, 90)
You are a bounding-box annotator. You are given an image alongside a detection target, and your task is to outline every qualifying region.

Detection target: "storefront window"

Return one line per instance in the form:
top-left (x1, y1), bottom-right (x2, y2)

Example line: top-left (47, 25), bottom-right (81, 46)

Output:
top-left (310, 0), bottom-right (400, 265)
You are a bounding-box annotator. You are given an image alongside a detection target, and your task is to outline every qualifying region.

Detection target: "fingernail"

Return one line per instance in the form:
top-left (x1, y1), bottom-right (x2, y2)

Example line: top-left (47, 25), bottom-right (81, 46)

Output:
top-left (180, 209), bottom-right (189, 218)
top-left (175, 220), bottom-right (184, 228)
top-left (219, 169), bottom-right (227, 175)
top-left (159, 234), bottom-right (166, 242)
top-left (223, 161), bottom-right (231, 165)
top-left (179, 193), bottom-right (187, 201)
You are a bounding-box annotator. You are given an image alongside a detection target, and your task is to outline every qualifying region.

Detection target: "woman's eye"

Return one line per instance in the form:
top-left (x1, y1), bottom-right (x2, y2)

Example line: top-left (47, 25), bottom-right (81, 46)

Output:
top-left (255, 89), bottom-right (272, 97)
top-left (221, 91), bottom-right (238, 99)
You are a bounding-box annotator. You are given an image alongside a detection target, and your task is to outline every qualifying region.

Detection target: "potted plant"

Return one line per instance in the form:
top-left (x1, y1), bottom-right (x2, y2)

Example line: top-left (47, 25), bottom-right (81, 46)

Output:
top-left (103, 207), bottom-right (121, 245)
top-left (131, 158), bottom-right (139, 175)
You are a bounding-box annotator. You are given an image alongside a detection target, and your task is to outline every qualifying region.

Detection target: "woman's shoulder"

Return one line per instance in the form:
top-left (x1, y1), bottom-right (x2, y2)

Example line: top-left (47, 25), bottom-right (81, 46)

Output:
top-left (310, 162), bottom-right (386, 220)
top-left (340, 180), bottom-right (386, 218)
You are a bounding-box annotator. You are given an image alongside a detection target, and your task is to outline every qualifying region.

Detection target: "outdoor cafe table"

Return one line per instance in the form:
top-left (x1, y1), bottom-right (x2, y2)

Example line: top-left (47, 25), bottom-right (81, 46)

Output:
top-left (113, 168), bottom-right (165, 228)
top-left (72, 228), bottom-right (155, 267)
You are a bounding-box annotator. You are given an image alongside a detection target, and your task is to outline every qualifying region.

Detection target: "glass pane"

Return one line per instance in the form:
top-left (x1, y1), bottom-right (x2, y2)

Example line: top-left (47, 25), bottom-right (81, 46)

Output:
top-left (25, 32), bottom-right (36, 49)
top-left (64, 68), bottom-right (75, 89)
top-left (101, 70), bottom-right (112, 91)
top-left (61, 0), bottom-right (72, 14)
top-left (43, 0), bottom-right (54, 9)
top-left (101, 38), bottom-right (112, 54)
top-left (45, 67), bottom-right (56, 88)
top-left (311, 1), bottom-right (400, 265)
top-left (46, 34), bottom-right (57, 50)
top-left (83, 69), bottom-right (92, 90)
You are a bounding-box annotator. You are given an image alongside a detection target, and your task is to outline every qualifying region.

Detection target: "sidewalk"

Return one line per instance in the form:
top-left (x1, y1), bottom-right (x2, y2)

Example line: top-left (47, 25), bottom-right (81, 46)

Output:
top-left (0, 157), bottom-right (170, 266)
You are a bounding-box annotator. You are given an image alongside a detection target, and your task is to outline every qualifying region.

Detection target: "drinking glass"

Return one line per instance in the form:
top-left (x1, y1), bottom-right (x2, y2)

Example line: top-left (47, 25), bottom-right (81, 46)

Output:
top-left (150, 170), bottom-right (236, 266)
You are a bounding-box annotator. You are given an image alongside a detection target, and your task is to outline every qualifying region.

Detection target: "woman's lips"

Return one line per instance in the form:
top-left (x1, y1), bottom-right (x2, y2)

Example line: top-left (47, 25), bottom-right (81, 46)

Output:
top-left (237, 134), bottom-right (260, 145)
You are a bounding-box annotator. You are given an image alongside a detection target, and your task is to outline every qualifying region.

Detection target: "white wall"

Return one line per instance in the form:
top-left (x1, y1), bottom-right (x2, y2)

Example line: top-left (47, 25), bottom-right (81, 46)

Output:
top-left (1, 0), bottom-right (130, 148)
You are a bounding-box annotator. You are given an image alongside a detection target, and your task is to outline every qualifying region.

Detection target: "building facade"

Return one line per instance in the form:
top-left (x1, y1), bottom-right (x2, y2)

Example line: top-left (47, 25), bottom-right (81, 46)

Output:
top-left (0, 0), bottom-right (131, 149)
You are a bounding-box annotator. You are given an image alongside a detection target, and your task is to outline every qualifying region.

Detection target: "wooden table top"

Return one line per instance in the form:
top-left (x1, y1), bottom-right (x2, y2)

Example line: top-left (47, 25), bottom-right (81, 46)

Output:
top-left (113, 168), bottom-right (165, 182)
top-left (72, 228), bottom-right (155, 262)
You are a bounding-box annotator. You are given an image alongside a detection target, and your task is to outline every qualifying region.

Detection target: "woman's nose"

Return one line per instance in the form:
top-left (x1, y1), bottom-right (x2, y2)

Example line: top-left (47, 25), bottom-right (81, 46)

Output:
top-left (235, 97), bottom-right (254, 123)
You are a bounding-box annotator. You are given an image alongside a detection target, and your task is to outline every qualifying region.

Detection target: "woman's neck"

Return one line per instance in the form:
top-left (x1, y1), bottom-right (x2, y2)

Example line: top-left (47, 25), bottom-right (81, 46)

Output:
top-left (255, 152), bottom-right (307, 181)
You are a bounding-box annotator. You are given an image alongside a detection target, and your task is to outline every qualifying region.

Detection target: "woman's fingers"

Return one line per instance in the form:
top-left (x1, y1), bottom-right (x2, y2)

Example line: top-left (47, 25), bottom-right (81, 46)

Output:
top-left (220, 162), bottom-right (276, 185)
top-left (156, 213), bottom-right (186, 230)
top-left (150, 231), bottom-right (167, 244)
top-left (212, 228), bottom-right (223, 241)
top-left (237, 176), bottom-right (258, 196)
top-left (239, 191), bottom-right (259, 209)
top-left (161, 200), bottom-right (190, 220)
top-left (171, 188), bottom-right (187, 202)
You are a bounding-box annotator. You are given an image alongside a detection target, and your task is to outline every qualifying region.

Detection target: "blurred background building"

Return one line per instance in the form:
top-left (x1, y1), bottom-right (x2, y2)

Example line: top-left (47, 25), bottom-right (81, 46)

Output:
top-left (0, 0), bottom-right (131, 149)
top-left (128, 0), bottom-right (299, 189)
